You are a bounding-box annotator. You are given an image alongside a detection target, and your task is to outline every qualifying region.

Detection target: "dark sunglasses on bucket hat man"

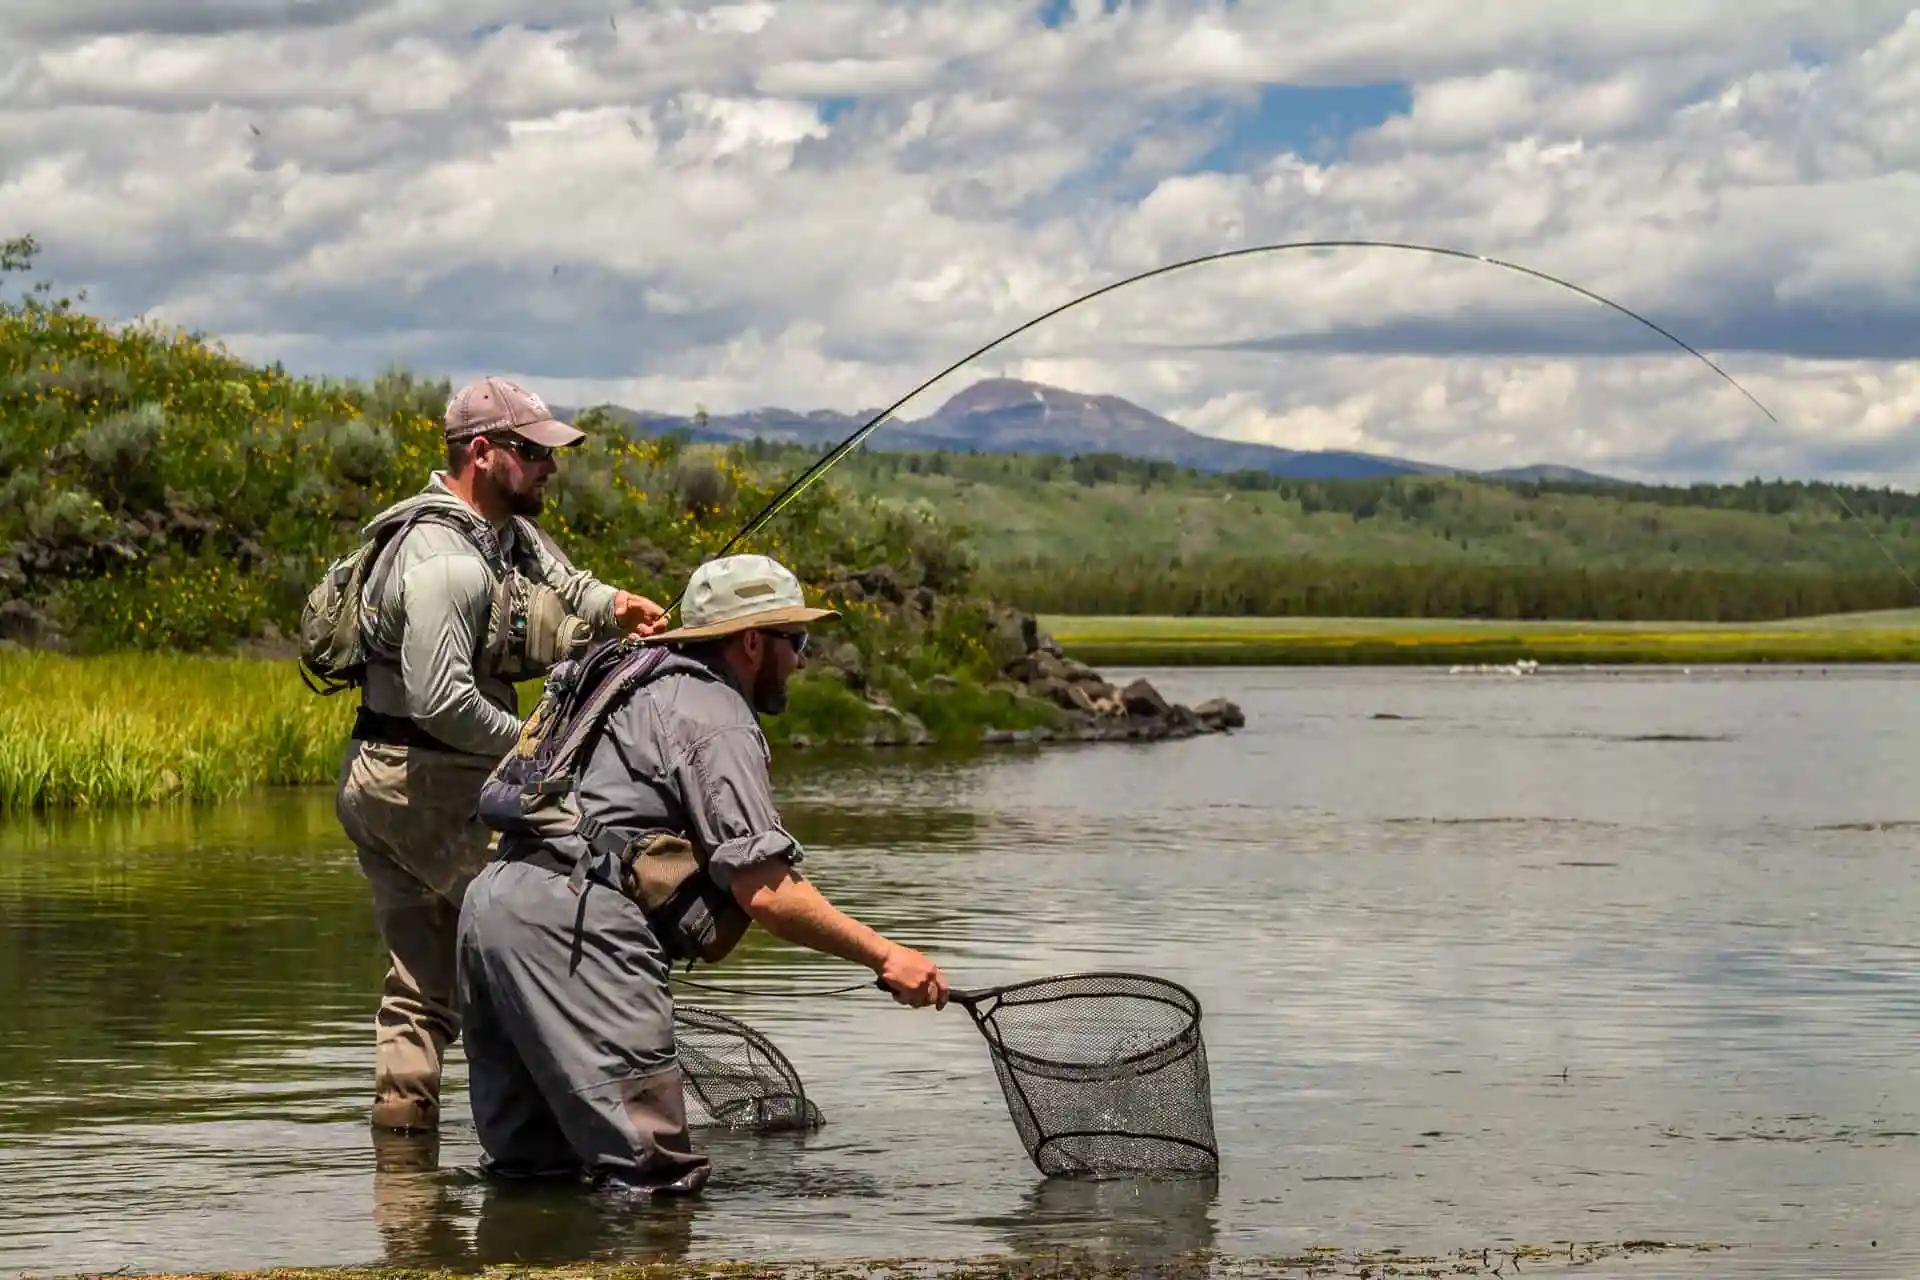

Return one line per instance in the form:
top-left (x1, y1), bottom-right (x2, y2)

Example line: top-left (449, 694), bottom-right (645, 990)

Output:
top-left (444, 375), bottom-right (586, 454)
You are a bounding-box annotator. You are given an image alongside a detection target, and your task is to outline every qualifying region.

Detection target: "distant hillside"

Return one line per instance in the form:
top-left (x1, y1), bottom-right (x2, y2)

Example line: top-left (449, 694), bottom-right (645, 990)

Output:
top-left (569, 377), bottom-right (1625, 484)
top-left (716, 441), bottom-right (1920, 582)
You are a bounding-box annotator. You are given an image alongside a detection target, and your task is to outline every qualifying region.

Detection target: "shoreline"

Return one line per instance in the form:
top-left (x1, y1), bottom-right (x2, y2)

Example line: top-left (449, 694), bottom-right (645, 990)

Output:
top-left (0, 621), bottom-right (1243, 813)
top-left (1042, 611), bottom-right (1920, 667)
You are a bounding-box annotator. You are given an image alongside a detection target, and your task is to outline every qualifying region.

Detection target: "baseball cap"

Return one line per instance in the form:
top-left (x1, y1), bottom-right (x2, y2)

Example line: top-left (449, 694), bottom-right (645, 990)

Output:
top-left (444, 375), bottom-right (585, 448)
top-left (645, 554), bottom-right (839, 644)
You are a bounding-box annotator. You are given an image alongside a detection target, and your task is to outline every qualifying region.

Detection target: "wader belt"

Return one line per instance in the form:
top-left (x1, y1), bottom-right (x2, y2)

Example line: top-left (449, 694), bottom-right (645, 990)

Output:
top-left (351, 705), bottom-right (459, 753)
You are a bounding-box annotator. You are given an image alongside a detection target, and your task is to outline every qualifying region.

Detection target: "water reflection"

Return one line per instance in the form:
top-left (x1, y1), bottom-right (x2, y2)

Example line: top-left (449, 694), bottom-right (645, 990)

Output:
top-left (981, 1174), bottom-right (1221, 1263)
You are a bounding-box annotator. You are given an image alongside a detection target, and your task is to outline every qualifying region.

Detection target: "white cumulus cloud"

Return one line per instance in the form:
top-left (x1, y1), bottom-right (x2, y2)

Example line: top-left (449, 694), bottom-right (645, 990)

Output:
top-left (0, 0), bottom-right (1916, 483)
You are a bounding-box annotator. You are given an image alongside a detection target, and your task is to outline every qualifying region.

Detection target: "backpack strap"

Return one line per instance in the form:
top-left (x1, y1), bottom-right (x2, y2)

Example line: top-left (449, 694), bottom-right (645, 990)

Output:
top-left (363, 505), bottom-right (508, 605)
top-left (358, 504), bottom-right (515, 671)
top-left (533, 643), bottom-right (676, 894)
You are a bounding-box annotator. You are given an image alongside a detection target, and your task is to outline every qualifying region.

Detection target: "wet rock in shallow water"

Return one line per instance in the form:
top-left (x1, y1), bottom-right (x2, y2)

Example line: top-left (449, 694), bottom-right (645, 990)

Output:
top-left (1193, 697), bottom-right (1245, 729)
top-left (1120, 678), bottom-right (1172, 719)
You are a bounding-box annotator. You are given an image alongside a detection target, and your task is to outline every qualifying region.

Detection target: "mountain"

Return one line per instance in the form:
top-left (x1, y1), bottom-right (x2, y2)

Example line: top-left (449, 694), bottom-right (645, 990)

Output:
top-left (568, 378), bottom-right (1621, 485)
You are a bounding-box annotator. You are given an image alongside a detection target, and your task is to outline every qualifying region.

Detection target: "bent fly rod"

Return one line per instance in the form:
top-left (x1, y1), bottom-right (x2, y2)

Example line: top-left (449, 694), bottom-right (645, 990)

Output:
top-left (669, 238), bottom-right (1920, 612)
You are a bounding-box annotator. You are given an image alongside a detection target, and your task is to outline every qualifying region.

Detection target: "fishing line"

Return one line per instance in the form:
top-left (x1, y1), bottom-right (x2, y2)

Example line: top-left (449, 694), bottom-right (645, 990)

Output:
top-left (669, 238), bottom-right (1920, 610)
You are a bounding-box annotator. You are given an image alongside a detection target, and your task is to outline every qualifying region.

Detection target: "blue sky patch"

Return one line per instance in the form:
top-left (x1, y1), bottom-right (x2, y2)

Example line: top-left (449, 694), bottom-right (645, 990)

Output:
top-left (1037, 0), bottom-right (1124, 28)
top-left (1196, 82), bottom-right (1413, 168)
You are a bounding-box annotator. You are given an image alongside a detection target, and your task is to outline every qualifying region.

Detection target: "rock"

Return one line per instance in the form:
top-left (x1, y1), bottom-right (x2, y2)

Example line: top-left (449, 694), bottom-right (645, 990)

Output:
top-left (1032, 676), bottom-right (1097, 715)
top-left (1059, 656), bottom-right (1102, 683)
top-left (862, 702), bottom-right (930, 747)
top-left (787, 734), bottom-right (813, 750)
top-left (852, 564), bottom-right (905, 604)
top-left (1120, 678), bottom-right (1172, 719)
top-left (0, 598), bottom-right (50, 645)
top-left (1193, 697), bottom-right (1245, 729)
top-left (811, 638), bottom-right (866, 691)
top-left (1077, 678), bottom-right (1118, 703)
top-left (928, 673), bottom-right (959, 691)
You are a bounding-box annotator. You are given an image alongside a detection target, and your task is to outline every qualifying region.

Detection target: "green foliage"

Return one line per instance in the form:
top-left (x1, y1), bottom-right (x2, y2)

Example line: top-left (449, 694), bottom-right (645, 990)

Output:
top-left (0, 240), bottom-right (987, 699)
top-left (982, 555), bottom-right (1916, 622)
top-left (736, 443), bottom-right (1920, 586)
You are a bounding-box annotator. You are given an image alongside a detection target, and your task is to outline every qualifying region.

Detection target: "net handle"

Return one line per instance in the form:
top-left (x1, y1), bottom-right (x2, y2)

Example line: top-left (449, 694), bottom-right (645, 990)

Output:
top-left (873, 971), bottom-right (1202, 1014)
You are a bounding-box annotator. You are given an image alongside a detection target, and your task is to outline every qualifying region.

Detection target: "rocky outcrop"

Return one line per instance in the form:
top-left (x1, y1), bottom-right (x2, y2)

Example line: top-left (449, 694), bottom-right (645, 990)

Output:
top-left (790, 567), bottom-right (1245, 750)
top-left (980, 607), bottom-right (1244, 745)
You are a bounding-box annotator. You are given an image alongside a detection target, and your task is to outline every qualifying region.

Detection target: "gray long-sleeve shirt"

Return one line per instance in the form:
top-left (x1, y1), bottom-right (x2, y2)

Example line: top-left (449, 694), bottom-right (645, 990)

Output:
top-left (563, 650), bottom-right (805, 893)
top-left (359, 473), bottom-right (624, 758)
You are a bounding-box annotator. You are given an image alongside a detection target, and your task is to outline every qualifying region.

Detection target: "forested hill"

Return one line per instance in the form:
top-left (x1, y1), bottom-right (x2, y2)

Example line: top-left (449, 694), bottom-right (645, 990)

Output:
top-left (730, 441), bottom-right (1920, 620)
top-left (734, 441), bottom-right (1920, 573)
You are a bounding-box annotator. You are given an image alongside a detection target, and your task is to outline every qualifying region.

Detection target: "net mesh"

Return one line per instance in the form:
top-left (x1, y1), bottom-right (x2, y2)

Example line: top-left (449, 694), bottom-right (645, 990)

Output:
top-left (960, 972), bottom-right (1217, 1178)
top-left (672, 1005), bottom-right (825, 1132)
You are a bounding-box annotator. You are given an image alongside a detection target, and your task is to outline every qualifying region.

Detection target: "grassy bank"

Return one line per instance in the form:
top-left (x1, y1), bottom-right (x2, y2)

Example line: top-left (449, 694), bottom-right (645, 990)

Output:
top-left (0, 651), bottom-right (1062, 815)
top-left (1043, 610), bottom-right (1920, 667)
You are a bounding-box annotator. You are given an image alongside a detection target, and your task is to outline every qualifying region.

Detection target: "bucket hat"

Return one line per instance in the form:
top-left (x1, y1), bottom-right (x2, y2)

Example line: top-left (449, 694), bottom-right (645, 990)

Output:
top-left (646, 554), bottom-right (839, 644)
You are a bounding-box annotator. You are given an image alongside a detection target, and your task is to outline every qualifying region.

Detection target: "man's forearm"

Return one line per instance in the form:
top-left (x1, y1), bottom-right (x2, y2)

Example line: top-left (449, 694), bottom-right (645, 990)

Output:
top-left (731, 864), bottom-right (893, 971)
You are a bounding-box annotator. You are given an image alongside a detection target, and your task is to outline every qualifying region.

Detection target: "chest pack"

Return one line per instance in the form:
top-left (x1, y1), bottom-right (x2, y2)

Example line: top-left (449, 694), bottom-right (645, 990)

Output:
top-left (476, 638), bottom-right (754, 967)
top-left (298, 497), bottom-right (592, 697)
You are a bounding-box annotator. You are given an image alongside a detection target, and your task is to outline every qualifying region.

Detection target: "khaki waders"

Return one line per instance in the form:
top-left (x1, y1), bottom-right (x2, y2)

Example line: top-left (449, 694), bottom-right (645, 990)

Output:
top-left (335, 729), bottom-right (500, 1131)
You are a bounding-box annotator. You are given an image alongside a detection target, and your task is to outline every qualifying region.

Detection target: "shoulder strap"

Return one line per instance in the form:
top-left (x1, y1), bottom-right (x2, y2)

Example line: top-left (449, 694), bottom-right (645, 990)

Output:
top-left (547, 643), bottom-right (675, 778)
top-left (362, 505), bottom-right (509, 609)
top-left (508, 515), bottom-right (570, 575)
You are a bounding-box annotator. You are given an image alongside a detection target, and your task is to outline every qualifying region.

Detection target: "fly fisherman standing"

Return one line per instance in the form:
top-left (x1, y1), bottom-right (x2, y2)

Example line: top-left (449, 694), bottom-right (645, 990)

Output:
top-left (333, 375), bottom-right (669, 1134)
top-left (454, 553), bottom-right (950, 1194)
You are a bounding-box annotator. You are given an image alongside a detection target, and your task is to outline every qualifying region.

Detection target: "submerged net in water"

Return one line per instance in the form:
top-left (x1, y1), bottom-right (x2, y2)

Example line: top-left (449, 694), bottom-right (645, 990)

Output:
top-left (957, 972), bottom-right (1217, 1178)
top-left (672, 1004), bottom-right (825, 1132)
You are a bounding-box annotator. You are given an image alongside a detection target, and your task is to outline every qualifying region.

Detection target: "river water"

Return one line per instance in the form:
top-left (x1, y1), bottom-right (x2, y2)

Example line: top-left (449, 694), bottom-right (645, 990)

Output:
top-left (3, 664), bottom-right (1919, 1278)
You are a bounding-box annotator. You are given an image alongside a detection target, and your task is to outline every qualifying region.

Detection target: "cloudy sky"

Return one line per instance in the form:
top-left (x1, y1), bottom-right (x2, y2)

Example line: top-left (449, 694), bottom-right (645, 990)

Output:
top-left (3, 1), bottom-right (1917, 482)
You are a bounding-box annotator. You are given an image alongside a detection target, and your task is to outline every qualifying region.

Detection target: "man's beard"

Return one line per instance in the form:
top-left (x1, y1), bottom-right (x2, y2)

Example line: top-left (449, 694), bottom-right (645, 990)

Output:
top-left (751, 660), bottom-right (788, 715)
top-left (482, 470), bottom-right (544, 517)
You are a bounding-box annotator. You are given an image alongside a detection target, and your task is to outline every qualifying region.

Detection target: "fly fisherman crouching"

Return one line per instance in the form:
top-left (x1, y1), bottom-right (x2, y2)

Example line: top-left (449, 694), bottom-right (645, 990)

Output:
top-left (455, 553), bottom-right (950, 1194)
top-left (315, 375), bottom-right (669, 1135)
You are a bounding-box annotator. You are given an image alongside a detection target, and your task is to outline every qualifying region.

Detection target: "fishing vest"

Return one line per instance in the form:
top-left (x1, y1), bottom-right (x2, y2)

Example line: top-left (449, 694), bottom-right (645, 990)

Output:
top-left (298, 490), bottom-right (593, 697)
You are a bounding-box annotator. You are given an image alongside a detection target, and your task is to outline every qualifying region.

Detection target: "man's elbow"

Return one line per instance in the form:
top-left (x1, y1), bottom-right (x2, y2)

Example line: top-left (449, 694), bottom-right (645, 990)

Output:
top-left (729, 859), bottom-right (801, 919)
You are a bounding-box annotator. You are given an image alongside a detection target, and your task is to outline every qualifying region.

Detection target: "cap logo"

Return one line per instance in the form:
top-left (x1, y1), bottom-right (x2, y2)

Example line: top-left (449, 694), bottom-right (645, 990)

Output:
top-left (734, 581), bottom-right (776, 598)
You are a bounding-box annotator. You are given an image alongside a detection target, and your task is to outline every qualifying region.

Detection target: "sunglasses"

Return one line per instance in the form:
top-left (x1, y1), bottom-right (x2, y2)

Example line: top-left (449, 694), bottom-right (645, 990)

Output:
top-left (487, 436), bottom-right (557, 463)
top-left (761, 629), bottom-right (809, 656)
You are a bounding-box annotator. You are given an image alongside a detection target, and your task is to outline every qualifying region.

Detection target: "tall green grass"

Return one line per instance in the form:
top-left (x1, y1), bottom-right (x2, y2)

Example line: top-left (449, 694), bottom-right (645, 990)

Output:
top-left (0, 651), bottom-right (355, 813)
top-left (0, 649), bottom-right (1069, 813)
top-left (1043, 613), bottom-right (1920, 666)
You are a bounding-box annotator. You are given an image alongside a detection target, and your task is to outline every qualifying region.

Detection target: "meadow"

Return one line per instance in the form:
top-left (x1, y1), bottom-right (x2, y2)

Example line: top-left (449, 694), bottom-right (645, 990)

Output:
top-left (1042, 610), bottom-right (1920, 666)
